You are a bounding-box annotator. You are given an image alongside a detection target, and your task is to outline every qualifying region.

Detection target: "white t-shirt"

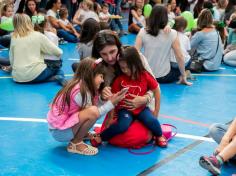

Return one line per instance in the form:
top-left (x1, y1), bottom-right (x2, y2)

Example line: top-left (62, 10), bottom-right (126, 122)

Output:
top-left (44, 31), bottom-right (60, 61)
top-left (78, 9), bottom-right (100, 24)
top-left (46, 10), bottom-right (58, 28)
top-left (58, 18), bottom-right (70, 26)
top-left (132, 15), bottom-right (145, 25)
top-left (47, 9), bottom-right (57, 18)
top-left (168, 12), bottom-right (175, 22)
top-left (170, 32), bottom-right (191, 64)
top-left (99, 12), bottom-right (110, 23)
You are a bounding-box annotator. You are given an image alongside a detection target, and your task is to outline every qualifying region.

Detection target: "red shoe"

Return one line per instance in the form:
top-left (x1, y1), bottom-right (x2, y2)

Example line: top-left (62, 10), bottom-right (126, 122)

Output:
top-left (90, 136), bottom-right (102, 147)
top-left (155, 135), bottom-right (168, 148)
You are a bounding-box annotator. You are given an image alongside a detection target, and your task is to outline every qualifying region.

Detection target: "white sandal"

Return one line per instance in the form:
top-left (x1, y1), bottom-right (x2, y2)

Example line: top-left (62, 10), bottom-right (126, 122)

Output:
top-left (67, 141), bottom-right (98, 156)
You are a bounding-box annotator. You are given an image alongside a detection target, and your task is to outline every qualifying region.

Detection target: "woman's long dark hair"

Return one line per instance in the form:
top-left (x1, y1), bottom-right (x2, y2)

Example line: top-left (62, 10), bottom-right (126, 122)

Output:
top-left (46, 0), bottom-right (58, 10)
top-left (80, 18), bottom-right (101, 44)
top-left (92, 30), bottom-right (122, 59)
top-left (225, 0), bottom-right (236, 13)
top-left (146, 5), bottom-right (168, 36)
top-left (25, 0), bottom-right (39, 18)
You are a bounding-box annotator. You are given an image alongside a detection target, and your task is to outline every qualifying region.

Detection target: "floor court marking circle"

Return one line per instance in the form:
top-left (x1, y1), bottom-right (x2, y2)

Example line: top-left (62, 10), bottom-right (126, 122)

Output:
top-left (0, 117), bottom-right (214, 142)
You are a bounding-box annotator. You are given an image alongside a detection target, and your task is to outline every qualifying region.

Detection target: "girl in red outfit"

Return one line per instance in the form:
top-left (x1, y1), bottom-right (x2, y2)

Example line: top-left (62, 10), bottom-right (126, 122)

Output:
top-left (91, 46), bottom-right (167, 147)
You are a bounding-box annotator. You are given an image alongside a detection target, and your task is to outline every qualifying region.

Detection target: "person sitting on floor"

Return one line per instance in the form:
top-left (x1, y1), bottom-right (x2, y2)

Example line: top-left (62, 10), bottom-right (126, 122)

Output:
top-left (199, 117), bottom-right (236, 175)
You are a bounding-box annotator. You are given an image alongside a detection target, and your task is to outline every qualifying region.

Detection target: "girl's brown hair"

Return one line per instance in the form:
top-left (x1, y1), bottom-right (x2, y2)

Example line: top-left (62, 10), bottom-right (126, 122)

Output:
top-left (33, 15), bottom-right (47, 34)
top-left (1, 3), bottom-right (12, 16)
top-left (197, 9), bottom-right (213, 30)
top-left (118, 46), bottom-right (145, 80)
top-left (173, 16), bottom-right (187, 32)
top-left (52, 58), bottom-right (106, 113)
top-left (59, 7), bottom-right (68, 19)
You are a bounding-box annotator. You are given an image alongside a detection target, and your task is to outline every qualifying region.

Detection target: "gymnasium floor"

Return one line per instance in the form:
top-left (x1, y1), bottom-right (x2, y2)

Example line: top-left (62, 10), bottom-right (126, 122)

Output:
top-left (1, 33), bottom-right (236, 175)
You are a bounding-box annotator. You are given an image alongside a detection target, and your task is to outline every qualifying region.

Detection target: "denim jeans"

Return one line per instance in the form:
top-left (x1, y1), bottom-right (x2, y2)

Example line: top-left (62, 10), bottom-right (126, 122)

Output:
top-left (29, 67), bottom-right (64, 83)
top-left (108, 3), bottom-right (123, 31)
top-left (100, 108), bottom-right (162, 141)
top-left (57, 29), bottom-right (78, 43)
top-left (156, 67), bottom-right (181, 83)
top-left (0, 34), bottom-right (11, 48)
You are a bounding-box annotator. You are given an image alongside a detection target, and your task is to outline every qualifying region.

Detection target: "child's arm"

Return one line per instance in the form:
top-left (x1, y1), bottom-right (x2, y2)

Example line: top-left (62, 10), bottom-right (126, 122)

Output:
top-left (48, 16), bottom-right (60, 28)
top-left (72, 9), bottom-right (82, 26)
top-left (68, 22), bottom-right (80, 38)
top-left (131, 9), bottom-right (142, 24)
top-left (58, 20), bottom-right (71, 31)
top-left (152, 87), bottom-right (161, 117)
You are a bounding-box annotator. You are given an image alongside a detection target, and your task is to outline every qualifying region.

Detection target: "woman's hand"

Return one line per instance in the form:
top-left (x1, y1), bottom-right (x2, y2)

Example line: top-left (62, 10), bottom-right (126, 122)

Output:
top-left (177, 75), bottom-right (193, 86)
top-left (101, 87), bottom-right (113, 101)
top-left (122, 94), bottom-right (147, 111)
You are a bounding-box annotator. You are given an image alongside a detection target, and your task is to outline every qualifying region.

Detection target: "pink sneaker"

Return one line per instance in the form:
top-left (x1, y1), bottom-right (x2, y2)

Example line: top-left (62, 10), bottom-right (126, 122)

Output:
top-left (199, 156), bottom-right (221, 175)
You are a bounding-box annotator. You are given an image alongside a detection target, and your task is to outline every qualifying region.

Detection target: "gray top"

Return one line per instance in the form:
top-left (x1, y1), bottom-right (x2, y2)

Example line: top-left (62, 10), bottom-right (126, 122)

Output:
top-left (78, 41), bottom-right (93, 60)
top-left (137, 28), bottom-right (177, 78)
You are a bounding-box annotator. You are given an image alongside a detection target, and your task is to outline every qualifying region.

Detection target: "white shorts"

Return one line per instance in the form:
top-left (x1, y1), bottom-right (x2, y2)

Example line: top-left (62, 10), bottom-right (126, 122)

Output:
top-left (50, 128), bottom-right (74, 142)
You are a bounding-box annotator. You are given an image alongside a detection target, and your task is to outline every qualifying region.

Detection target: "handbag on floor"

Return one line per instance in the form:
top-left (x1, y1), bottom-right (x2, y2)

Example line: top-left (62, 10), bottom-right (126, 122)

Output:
top-left (44, 59), bottom-right (62, 70)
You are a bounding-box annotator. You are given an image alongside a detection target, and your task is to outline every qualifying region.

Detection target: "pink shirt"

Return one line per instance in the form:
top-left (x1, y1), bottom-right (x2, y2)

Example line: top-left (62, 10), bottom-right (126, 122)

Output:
top-left (47, 83), bottom-right (98, 130)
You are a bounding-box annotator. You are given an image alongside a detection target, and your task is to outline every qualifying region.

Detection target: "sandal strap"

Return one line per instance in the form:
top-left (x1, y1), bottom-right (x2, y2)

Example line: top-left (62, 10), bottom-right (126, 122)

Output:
top-left (68, 141), bottom-right (98, 155)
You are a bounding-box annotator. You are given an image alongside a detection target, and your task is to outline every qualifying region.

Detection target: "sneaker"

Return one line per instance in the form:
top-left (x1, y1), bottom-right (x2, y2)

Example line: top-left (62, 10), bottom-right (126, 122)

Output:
top-left (54, 75), bottom-right (68, 86)
top-left (199, 156), bottom-right (221, 175)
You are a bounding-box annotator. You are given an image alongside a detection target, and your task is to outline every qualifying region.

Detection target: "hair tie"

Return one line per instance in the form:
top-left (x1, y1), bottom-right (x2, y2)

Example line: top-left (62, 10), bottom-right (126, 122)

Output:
top-left (93, 58), bottom-right (103, 68)
top-left (217, 21), bottom-right (225, 28)
top-left (32, 15), bottom-right (45, 25)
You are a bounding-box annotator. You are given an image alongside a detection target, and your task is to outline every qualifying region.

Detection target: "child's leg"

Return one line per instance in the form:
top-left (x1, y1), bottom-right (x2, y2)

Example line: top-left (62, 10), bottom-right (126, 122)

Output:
top-left (71, 106), bottom-right (99, 143)
top-left (100, 109), bottom-right (133, 141)
top-left (136, 107), bottom-right (162, 137)
top-left (67, 106), bottom-right (99, 154)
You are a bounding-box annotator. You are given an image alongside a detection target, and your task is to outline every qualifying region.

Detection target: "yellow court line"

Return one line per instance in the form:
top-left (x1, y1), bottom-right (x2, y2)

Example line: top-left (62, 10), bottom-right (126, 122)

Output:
top-left (0, 73), bottom-right (236, 79)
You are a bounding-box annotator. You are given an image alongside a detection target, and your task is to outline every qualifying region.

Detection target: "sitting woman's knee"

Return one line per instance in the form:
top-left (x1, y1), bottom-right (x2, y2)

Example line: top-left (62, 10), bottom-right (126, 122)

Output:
top-left (209, 123), bottom-right (222, 137)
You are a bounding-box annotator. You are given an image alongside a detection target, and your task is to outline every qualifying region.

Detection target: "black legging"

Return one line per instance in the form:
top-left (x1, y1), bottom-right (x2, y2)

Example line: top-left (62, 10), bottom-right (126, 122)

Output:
top-left (0, 58), bottom-right (10, 66)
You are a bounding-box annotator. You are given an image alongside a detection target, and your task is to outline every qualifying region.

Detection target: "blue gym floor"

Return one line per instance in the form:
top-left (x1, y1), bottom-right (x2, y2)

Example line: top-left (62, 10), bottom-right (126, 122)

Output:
top-left (1, 33), bottom-right (236, 175)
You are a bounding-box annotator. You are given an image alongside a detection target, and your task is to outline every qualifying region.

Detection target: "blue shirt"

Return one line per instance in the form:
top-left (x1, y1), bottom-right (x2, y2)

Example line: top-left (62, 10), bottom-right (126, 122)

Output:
top-left (191, 30), bottom-right (223, 71)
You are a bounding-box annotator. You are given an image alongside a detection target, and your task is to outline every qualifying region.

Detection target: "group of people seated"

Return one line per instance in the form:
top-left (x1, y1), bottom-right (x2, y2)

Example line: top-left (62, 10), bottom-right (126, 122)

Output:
top-left (0, 0), bottom-right (236, 175)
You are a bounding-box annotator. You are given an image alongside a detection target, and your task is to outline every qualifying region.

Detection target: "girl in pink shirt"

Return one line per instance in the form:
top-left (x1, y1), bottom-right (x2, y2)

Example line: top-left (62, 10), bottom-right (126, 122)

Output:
top-left (47, 58), bottom-right (126, 155)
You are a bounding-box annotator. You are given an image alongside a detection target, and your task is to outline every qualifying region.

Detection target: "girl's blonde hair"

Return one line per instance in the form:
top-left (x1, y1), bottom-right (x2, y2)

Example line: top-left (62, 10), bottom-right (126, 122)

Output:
top-left (12, 13), bottom-right (34, 38)
top-left (83, 0), bottom-right (94, 10)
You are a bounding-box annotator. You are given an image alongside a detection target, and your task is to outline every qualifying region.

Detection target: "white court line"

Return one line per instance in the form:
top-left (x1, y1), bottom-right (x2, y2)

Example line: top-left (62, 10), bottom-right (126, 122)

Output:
top-left (0, 117), bottom-right (47, 123)
top-left (0, 117), bottom-right (214, 142)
